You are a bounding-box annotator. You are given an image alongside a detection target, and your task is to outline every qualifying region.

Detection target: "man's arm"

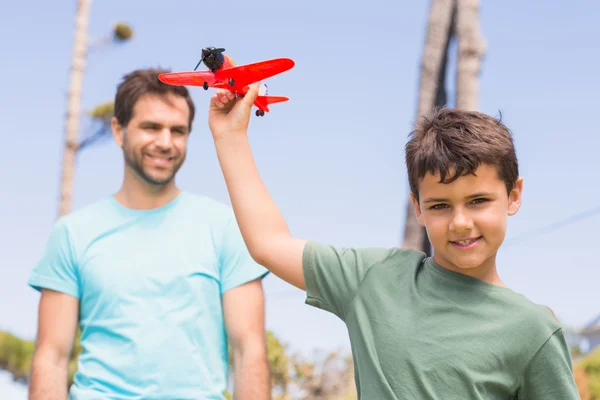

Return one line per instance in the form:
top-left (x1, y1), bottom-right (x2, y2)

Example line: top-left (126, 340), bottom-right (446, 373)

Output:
top-left (29, 289), bottom-right (79, 400)
top-left (223, 279), bottom-right (270, 400)
top-left (209, 85), bottom-right (307, 290)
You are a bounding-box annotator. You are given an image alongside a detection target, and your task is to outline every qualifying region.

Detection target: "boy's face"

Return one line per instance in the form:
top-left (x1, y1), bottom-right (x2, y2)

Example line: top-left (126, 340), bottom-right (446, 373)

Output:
top-left (410, 163), bottom-right (523, 274)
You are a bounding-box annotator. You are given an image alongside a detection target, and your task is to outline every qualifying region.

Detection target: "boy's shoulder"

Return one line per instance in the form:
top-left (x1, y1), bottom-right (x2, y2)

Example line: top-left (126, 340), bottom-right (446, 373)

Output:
top-left (358, 248), bottom-right (563, 334)
top-left (498, 287), bottom-right (563, 337)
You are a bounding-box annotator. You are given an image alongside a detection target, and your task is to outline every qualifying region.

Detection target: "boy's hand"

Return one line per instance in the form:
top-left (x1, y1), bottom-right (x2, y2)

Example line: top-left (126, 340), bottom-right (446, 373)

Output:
top-left (208, 83), bottom-right (260, 141)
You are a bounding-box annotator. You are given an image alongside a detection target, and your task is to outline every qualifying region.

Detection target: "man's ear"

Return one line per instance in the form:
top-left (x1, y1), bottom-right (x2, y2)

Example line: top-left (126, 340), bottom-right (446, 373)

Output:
top-left (111, 116), bottom-right (124, 147)
top-left (410, 191), bottom-right (425, 227)
top-left (508, 177), bottom-right (523, 216)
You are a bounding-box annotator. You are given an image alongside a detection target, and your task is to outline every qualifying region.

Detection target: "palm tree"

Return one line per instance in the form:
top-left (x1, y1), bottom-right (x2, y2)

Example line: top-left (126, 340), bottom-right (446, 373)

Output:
top-left (57, 0), bottom-right (133, 218)
top-left (58, 0), bottom-right (92, 218)
top-left (402, 0), bottom-right (456, 254)
top-left (455, 0), bottom-right (486, 110)
top-left (402, 0), bottom-right (485, 253)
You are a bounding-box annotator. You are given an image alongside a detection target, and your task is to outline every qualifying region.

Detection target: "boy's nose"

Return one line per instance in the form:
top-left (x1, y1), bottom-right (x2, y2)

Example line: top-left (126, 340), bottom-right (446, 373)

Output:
top-left (449, 209), bottom-right (473, 232)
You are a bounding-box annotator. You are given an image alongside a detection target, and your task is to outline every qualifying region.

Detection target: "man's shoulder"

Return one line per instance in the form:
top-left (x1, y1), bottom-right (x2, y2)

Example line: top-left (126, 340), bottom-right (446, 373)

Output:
top-left (179, 192), bottom-right (233, 220)
top-left (55, 196), bottom-right (116, 231)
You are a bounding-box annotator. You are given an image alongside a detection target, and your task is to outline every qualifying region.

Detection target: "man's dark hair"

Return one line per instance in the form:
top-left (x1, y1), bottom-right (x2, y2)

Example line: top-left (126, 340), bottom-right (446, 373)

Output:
top-left (114, 68), bottom-right (195, 131)
top-left (405, 108), bottom-right (519, 202)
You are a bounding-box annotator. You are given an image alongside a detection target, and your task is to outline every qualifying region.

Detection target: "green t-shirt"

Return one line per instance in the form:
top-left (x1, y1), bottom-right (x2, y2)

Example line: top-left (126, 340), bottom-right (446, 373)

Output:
top-left (302, 241), bottom-right (580, 399)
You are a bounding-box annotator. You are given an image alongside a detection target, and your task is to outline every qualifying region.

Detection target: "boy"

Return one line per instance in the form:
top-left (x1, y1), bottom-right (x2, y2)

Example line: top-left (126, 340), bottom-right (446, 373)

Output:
top-left (207, 83), bottom-right (580, 399)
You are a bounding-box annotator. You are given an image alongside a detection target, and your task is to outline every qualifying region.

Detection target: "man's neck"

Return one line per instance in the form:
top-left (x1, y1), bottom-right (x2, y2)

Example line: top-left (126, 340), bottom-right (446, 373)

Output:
top-left (114, 177), bottom-right (181, 210)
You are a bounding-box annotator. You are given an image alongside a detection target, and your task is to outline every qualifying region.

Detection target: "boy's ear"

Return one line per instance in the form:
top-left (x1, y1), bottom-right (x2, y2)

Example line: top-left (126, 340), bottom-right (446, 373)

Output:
top-left (409, 191), bottom-right (426, 227)
top-left (507, 177), bottom-right (524, 216)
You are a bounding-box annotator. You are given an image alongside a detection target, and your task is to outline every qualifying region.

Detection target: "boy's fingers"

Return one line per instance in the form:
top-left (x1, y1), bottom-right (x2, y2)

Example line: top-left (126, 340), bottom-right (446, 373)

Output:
top-left (215, 88), bottom-right (231, 97)
top-left (210, 93), bottom-right (224, 108)
top-left (242, 82), bottom-right (260, 108)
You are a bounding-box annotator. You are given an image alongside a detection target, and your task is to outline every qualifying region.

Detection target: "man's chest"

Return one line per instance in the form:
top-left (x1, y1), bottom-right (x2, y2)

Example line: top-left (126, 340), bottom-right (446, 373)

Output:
top-left (76, 225), bottom-right (222, 319)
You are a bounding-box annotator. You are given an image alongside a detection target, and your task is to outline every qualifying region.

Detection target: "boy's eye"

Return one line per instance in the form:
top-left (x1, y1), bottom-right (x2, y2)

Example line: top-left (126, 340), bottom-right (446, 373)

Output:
top-left (429, 204), bottom-right (448, 210)
top-left (470, 198), bottom-right (488, 205)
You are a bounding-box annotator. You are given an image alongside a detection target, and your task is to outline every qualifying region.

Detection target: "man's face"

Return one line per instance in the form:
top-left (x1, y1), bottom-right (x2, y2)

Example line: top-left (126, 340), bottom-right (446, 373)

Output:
top-left (113, 93), bottom-right (190, 186)
top-left (411, 163), bottom-right (523, 273)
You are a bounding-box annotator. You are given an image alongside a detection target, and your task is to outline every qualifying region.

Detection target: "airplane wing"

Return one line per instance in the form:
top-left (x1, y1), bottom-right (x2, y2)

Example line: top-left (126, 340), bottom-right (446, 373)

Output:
top-left (216, 58), bottom-right (294, 89)
top-left (157, 71), bottom-right (216, 87)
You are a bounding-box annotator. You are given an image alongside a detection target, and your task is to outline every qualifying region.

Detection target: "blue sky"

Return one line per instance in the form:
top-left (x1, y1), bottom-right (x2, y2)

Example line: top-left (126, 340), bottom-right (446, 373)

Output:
top-left (1, 0), bottom-right (599, 366)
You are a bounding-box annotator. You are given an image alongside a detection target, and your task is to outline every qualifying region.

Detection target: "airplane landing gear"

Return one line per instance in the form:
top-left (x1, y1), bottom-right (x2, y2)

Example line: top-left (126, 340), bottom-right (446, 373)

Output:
top-left (229, 78), bottom-right (235, 87)
top-left (203, 82), bottom-right (209, 90)
top-left (256, 110), bottom-right (265, 117)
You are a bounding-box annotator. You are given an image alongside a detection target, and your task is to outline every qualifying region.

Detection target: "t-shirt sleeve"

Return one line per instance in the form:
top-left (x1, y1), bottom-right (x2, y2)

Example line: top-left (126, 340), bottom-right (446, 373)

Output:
top-left (219, 215), bottom-right (270, 294)
top-left (517, 328), bottom-right (580, 399)
top-left (28, 219), bottom-right (80, 300)
top-left (303, 240), bottom-right (393, 320)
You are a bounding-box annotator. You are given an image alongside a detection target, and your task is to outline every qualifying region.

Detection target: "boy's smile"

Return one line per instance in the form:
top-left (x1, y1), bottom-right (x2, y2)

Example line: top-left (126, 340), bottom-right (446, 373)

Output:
top-left (411, 163), bottom-right (523, 285)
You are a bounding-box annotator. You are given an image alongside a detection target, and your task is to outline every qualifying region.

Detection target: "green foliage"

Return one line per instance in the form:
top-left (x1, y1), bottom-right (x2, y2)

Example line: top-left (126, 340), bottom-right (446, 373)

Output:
top-left (266, 330), bottom-right (290, 392)
top-left (0, 331), bottom-right (35, 382)
top-left (67, 329), bottom-right (83, 385)
top-left (576, 347), bottom-right (600, 398)
top-left (1, 329), bottom-right (356, 398)
top-left (290, 351), bottom-right (356, 399)
top-left (113, 23), bottom-right (133, 42)
top-left (88, 101), bottom-right (114, 123)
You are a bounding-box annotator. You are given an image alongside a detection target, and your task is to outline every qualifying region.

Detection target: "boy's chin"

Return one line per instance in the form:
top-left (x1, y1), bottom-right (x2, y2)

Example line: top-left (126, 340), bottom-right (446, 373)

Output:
top-left (436, 251), bottom-right (495, 271)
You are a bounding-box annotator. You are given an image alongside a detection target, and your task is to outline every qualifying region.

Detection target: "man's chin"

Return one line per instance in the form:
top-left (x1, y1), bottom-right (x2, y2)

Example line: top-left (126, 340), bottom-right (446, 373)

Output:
top-left (141, 171), bottom-right (176, 186)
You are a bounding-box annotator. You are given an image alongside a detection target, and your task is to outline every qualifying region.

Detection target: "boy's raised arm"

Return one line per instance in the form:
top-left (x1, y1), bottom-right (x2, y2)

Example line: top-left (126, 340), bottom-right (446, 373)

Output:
top-left (208, 84), bottom-right (307, 290)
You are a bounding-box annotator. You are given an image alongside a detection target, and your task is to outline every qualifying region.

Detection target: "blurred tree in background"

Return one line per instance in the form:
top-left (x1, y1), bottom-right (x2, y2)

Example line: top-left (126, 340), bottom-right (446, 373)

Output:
top-left (575, 347), bottom-right (600, 399)
top-left (58, 0), bottom-right (134, 218)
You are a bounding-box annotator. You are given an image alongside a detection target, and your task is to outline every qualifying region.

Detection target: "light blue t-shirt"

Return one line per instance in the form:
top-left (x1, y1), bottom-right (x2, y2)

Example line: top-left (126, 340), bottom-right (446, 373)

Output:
top-left (28, 191), bottom-right (269, 399)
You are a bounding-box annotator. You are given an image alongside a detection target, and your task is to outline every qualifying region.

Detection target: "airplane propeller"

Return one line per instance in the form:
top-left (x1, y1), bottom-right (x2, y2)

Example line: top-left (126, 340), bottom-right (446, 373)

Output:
top-left (194, 47), bottom-right (226, 71)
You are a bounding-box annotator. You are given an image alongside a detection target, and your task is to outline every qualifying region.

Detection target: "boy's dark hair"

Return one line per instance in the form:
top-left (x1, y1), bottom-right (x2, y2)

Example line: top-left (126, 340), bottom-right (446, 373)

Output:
top-left (114, 68), bottom-right (195, 131)
top-left (405, 108), bottom-right (519, 202)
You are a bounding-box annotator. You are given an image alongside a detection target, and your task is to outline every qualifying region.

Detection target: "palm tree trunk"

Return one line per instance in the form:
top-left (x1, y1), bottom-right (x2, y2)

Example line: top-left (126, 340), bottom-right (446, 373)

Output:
top-left (402, 0), bottom-right (456, 253)
top-left (58, 0), bottom-right (92, 217)
top-left (455, 0), bottom-right (486, 110)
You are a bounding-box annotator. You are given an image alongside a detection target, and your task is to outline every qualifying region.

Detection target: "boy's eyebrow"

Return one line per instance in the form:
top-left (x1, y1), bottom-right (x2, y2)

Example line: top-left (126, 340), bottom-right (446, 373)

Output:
top-left (423, 192), bottom-right (494, 203)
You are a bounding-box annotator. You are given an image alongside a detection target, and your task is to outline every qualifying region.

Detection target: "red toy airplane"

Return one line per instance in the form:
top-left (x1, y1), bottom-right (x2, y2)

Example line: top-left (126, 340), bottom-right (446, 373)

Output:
top-left (158, 47), bottom-right (295, 117)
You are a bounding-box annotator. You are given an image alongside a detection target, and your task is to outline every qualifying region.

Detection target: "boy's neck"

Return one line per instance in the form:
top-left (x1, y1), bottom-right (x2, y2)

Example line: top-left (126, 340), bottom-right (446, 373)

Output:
top-left (432, 253), bottom-right (506, 287)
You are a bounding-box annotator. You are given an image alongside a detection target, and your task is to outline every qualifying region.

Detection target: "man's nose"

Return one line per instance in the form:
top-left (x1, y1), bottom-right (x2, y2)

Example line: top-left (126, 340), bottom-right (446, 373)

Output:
top-left (155, 128), bottom-right (173, 149)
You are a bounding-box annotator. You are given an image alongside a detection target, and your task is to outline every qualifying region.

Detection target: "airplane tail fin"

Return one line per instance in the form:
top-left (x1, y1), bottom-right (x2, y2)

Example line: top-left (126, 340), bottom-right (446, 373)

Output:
top-left (253, 96), bottom-right (289, 112)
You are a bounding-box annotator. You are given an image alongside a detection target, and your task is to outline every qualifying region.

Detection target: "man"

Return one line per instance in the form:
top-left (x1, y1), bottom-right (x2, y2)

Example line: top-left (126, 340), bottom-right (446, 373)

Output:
top-left (28, 68), bottom-right (271, 399)
top-left (206, 84), bottom-right (580, 399)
